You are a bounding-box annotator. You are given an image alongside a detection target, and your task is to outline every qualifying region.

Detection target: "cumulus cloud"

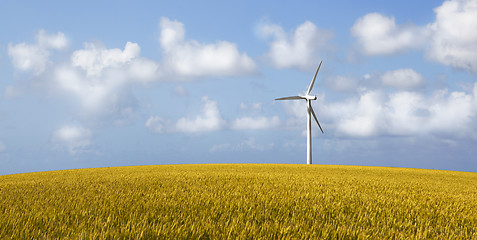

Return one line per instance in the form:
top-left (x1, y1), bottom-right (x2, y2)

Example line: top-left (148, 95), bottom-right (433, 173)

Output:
top-left (352, 0), bottom-right (477, 74)
top-left (427, 0), bottom-right (477, 73)
top-left (36, 29), bottom-right (68, 49)
top-left (146, 98), bottom-right (281, 134)
top-left (54, 42), bottom-right (159, 119)
top-left (260, 20), bottom-right (333, 70)
top-left (54, 66), bottom-right (112, 113)
top-left (52, 125), bottom-right (92, 154)
top-left (385, 91), bottom-right (427, 135)
top-left (175, 96), bottom-right (226, 133)
top-left (159, 17), bottom-right (257, 79)
top-left (8, 30), bottom-right (68, 74)
top-left (427, 89), bottom-right (476, 135)
top-left (7, 43), bottom-right (50, 74)
top-left (230, 116), bottom-right (281, 130)
top-left (128, 58), bottom-right (161, 83)
top-left (71, 41), bottom-right (141, 77)
top-left (54, 65), bottom-right (137, 118)
top-left (314, 83), bottom-right (477, 138)
top-left (381, 68), bottom-right (425, 90)
top-left (145, 116), bottom-right (167, 133)
top-left (7, 31), bottom-right (160, 123)
top-left (146, 96), bottom-right (226, 134)
top-left (351, 13), bottom-right (427, 55)
top-left (9, 19), bottom-right (257, 125)
top-left (278, 76), bottom-right (477, 139)
top-left (333, 91), bottom-right (385, 137)
top-left (69, 41), bottom-right (160, 83)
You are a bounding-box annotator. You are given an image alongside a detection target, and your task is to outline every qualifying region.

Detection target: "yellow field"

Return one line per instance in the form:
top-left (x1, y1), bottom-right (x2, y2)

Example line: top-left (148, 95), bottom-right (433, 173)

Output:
top-left (1, 164), bottom-right (476, 239)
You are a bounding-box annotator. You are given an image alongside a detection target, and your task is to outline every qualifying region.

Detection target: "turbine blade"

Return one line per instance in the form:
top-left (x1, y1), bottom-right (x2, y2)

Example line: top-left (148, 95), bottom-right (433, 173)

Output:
top-left (306, 60), bottom-right (323, 95)
top-left (309, 105), bottom-right (324, 134)
top-left (275, 96), bottom-right (305, 101)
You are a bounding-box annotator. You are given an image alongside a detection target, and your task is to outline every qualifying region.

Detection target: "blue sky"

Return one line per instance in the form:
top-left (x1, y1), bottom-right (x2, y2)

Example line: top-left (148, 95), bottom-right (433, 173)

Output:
top-left (1, 0), bottom-right (477, 175)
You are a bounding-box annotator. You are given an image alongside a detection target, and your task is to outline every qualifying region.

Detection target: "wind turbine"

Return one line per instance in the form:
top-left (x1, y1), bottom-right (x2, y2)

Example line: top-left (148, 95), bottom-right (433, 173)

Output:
top-left (275, 61), bottom-right (324, 164)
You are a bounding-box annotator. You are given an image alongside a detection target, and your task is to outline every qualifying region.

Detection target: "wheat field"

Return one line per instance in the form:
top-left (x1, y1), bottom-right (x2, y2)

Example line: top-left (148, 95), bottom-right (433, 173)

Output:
top-left (1, 164), bottom-right (476, 239)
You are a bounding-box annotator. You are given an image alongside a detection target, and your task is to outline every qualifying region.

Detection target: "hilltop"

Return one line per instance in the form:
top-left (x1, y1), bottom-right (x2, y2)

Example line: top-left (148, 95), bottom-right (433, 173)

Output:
top-left (1, 164), bottom-right (476, 238)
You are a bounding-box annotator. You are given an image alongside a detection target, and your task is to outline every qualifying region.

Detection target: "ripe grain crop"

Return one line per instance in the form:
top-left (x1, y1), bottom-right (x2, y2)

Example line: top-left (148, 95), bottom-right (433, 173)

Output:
top-left (1, 164), bottom-right (476, 239)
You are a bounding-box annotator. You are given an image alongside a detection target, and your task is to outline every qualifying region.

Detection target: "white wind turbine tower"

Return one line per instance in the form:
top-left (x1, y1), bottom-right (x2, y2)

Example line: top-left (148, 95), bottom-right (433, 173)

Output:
top-left (275, 61), bottom-right (324, 164)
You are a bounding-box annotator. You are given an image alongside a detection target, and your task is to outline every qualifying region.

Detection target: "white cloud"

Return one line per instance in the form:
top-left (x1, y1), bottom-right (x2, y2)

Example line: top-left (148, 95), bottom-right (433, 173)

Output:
top-left (159, 17), bottom-right (185, 50)
top-left (427, 89), bottom-right (475, 135)
top-left (385, 91), bottom-right (427, 135)
top-left (8, 30), bottom-right (68, 75)
top-left (145, 116), bottom-right (167, 133)
top-left (128, 58), bottom-right (160, 83)
top-left (147, 99), bottom-right (280, 134)
top-left (71, 42), bottom-right (140, 77)
top-left (260, 20), bottom-right (333, 70)
top-left (54, 42), bottom-right (159, 118)
top-left (159, 17), bottom-right (257, 79)
top-left (52, 125), bottom-right (92, 154)
top-left (230, 116), bottom-right (281, 130)
top-left (352, 0), bottom-right (477, 74)
top-left (69, 41), bottom-right (159, 88)
top-left (54, 66), bottom-right (119, 114)
top-left (175, 96), bottom-right (226, 133)
top-left (306, 83), bottom-right (477, 138)
top-left (351, 13), bottom-right (427, 55)
top-left (427, 0), bottom-right (477, 73)
top-left (8, 43), bottom-right (50, 74)
top-left (334, 91), bottom-right (384, 137)
top-left (8, 32), bottom-right (159, 123)
top-left (385, 89), bottom-right (476, 137)
top-left (381, 68), bottom-right (425, 90)
top-left (8, 21), bottom-right (258, 126)
top-left (36, 29), bottom-right (68, 50)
